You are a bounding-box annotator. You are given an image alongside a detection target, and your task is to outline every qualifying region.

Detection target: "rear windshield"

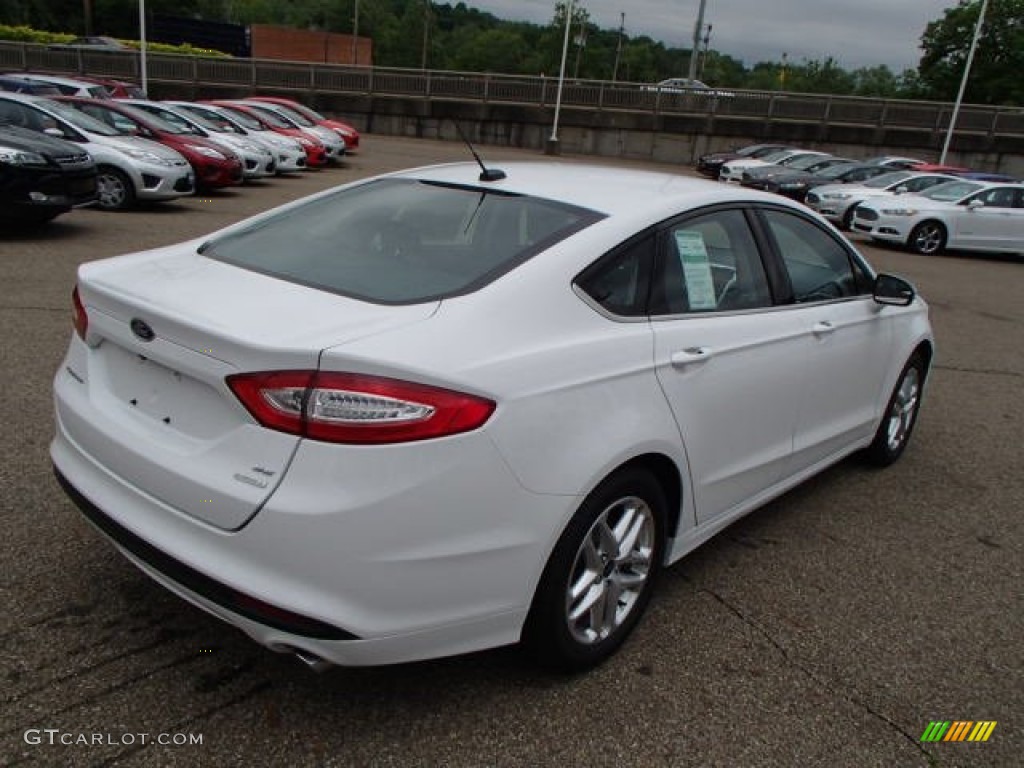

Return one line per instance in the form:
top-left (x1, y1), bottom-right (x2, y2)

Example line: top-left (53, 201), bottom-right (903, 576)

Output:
top-left (200, 178), bottom-right (603, 304)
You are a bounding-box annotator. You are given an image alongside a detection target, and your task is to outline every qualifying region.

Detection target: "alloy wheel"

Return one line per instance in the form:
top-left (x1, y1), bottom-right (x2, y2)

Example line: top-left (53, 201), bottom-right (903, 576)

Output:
top-left (565, 495), bottom-right (655, 645)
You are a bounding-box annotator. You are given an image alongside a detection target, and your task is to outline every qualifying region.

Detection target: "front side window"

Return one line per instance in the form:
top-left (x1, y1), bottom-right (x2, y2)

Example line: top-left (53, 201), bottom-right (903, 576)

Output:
top-left (762, 209), bottom-right (869, 303)
top-left (966, 186), bottom-right (1021, 209)
top-left (201, 178), bottom-right (603, 304)
top-left (652, 209), bottom-right (772, 314)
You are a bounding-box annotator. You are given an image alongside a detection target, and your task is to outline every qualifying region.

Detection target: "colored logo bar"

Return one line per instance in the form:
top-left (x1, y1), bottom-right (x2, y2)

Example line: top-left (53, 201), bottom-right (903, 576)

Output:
top-left (920, 721), bottom-right (997, 742)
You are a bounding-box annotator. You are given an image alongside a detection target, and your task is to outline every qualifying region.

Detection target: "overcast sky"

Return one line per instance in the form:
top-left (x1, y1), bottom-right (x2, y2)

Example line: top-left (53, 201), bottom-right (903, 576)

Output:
top-left (466, 0), bottom-right (956, 73)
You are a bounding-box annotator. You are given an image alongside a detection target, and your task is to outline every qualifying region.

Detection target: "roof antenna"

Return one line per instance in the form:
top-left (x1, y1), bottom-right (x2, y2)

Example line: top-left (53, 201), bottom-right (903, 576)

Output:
top-left (454, 121), bottom-right (506, 182)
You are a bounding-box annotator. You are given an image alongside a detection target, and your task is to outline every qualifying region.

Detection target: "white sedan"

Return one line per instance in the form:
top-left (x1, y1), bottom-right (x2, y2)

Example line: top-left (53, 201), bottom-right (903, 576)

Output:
top-left (805, 171), bottom-right (958, 229)
top-left (852, 180), bottom-right (1024, 255)
top-left (718, 149), bottom-right (825, 183)
top-left (52, 162), bottom-right (933, 672)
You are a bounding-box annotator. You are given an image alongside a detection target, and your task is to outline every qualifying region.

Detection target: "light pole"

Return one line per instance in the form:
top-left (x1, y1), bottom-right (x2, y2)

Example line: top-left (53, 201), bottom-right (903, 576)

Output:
top-left (687, 0), bottom-right (707, 81)
top-left (546, 0), bottom-right (575, 155)
top-left (138, 0), bottom-right (148, 96)
top-left (940, 0), bottom-right (989, 164)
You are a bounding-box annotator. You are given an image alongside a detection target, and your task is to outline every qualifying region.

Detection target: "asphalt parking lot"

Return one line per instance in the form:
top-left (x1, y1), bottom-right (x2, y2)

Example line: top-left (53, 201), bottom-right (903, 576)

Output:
top-left (2, 136), bottom-right (1021, 768)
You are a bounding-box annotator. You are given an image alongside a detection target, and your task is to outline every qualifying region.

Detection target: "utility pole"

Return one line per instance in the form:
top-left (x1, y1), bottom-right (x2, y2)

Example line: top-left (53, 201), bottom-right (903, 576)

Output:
top-left (941, 0), bottom-right (989, 164)
top-left (572, 12), bottom-right (586, 79)
top-left (612, 12), bottom-right (625, 82)
top-left (687, 0), bottom-right (707, 81)
top-left (700, 23), bottom-right (712, 79)
top-left (351, 0), bottom-right (359, 65)
top-left (421, 0), bottom-right (431, 70)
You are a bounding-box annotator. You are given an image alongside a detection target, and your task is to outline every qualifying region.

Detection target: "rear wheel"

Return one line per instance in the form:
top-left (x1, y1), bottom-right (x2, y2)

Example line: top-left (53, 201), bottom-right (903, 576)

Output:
top-left (96, 166), bottom-right (136, 211)
top-left (908, 221), bottom-right (946, 255)
top-left (862, 353), bottom-right (925, 466)
top-left (524, 468), bottom-right (666, 671)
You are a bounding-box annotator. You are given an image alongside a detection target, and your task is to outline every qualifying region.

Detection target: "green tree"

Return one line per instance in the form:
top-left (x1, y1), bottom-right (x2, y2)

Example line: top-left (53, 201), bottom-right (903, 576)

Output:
top-left (917, 0), bottom-right (1024, 105)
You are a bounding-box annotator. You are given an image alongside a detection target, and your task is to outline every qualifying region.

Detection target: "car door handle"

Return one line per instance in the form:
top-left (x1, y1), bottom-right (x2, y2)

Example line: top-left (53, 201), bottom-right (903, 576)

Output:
top-left (670, 347), bottom-right (713, 368)
top-left (812, 321), bottom-right (836, 337)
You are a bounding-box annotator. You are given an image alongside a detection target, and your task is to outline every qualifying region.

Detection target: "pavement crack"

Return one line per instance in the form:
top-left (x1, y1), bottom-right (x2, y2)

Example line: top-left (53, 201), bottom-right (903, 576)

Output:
top-left (2, 627), bottom-right (201, 707)
top-left (703, 587), bottom-right (935, 765)
top-left (0, 651), bottom-right (201, 738)
top-left (932, 363), bottom-right (1022, 379)
top-left (0, 304), bottom-right (64, 313)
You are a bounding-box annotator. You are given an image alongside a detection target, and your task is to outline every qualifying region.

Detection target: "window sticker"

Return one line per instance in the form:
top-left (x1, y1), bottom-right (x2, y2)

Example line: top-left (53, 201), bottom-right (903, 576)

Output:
top-left (674, 230), bottom-right (717, 310)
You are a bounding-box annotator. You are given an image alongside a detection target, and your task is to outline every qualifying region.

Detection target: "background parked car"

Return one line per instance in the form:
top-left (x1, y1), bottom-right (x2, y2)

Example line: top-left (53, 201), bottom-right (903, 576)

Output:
top-left (126, 100), bottom-right (277, 181)
top-left (0, 92), bottom-right (193, 210)
top-left (0, 74), bottom-right (62, 96)
top-left (763, 162), bottom-right (895, 202)
top-left (14, 73), bottom-right (111, 99)
top-left (204, 100), bottom-right (328, 168)
top-left (695, 143), bottom-right (790, 178)
top-left (77, 76), bottom-right (146, 99)
top-left (0, 122), bottom-right (97, 225)
top-left (740, 155), bottom-right (853, 190)
top-left (165, 101), bottom-right (308, 174)
top-left (720, 149), bottom-right (828, 184)
top-left (58, 97), bottom-right (243, 191)
top-left (233, 100), bottom-right (346, 161)
top-left (806, 171), bottom-right (959, 229)
top-left (852, 180), bottom-right (1024, 255)
top-left (248, 96), bottom-right (360, 151)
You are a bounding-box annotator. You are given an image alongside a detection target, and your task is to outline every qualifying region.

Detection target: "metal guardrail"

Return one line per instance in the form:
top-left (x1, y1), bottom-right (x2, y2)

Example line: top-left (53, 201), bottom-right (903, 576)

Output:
top-left (2, 41), bottom-right (1022, 137)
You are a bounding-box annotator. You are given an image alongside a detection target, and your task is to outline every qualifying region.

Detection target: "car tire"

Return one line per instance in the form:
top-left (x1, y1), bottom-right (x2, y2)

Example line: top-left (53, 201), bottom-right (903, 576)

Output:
top-left (862, 352), bottom-right (926, 467)
top-left (523, 467), bottom-right (667, 672)
top-left (841, 204), bottom-right (859, 230)
top-left (908, 221), bottom-right (946, 255)
top-left (96, 166), bottom-right (136, 211)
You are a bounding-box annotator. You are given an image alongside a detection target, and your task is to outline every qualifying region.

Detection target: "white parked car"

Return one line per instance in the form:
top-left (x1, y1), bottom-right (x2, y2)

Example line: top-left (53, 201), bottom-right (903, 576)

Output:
top-left (169, 101), bottom-right (308, 173)
top-left (125, 99), bottom-right (277, 180)
top-left (805, 171), bottom-right (958, 229)
top-left (0, 92), bottom-right (193, 210)
top-left (852, 180), bottom-right (1024, 255)
top-left (234, 100), bottom-right (346, 161)
top-left (16, 73), bottom-right (111, 99)
top-left (52, 163), bottom-right (933, 672)
top-left (718, 149), bottom-right (823, 183)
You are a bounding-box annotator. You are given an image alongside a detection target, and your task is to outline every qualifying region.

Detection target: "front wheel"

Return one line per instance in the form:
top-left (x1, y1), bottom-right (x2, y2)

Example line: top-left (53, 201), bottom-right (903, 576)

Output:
top-left (523, 468), bottom-right (667, 671)
top-left (95, 166), bottom-right (136, 211)
top-left (862, 353), bottom-right (926, 466)
top-left (908, 221), bottom-right (946, 255)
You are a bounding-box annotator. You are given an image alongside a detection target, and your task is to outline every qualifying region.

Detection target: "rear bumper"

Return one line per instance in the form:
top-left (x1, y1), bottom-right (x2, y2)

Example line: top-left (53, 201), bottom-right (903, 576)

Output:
top-left (51, 393), bottom-right (570, 666)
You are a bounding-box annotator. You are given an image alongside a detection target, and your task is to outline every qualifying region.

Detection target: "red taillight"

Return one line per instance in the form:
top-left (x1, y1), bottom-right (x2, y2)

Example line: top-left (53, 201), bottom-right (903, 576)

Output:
top-left (226, 371), bottom-right (495, 444)
top-left (72, 285), bottom-right (88, 340)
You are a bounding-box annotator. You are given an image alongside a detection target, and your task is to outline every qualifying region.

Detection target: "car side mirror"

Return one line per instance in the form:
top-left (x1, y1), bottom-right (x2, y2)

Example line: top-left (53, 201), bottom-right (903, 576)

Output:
top-left (966, 199), bottom-right (984, 210)
top-left (893, 186), bottom-right (908, 195)
top-left (43, 127), bottom-right (66, 139)
top-left (873, 274), bottom-right (915, 307)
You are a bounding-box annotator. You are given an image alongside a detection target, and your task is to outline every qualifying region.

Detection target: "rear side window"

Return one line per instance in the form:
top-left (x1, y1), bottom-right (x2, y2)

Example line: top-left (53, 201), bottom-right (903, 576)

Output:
top-left (201, 178), bottom-right (602, 304)
top-left (652, 209), bottom-right (772, 314)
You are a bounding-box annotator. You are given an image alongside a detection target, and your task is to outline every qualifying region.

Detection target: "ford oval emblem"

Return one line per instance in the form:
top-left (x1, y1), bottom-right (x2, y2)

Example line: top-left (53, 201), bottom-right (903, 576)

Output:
top-left (130, 318), bottom-right (155, 342)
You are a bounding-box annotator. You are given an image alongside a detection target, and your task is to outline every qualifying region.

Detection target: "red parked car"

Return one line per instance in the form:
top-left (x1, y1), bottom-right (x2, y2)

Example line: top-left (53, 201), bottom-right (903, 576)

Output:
top-left (204, 100), bottom-right (328, 168)
top-left (56, 97), bottom-right (243, 190)
top-left (247, 95), bottom-right (360, 151)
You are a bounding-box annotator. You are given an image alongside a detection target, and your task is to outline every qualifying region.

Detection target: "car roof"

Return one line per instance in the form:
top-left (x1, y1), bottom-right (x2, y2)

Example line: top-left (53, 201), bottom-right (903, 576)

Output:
top-left (390, 162), bottom-right (796, 219)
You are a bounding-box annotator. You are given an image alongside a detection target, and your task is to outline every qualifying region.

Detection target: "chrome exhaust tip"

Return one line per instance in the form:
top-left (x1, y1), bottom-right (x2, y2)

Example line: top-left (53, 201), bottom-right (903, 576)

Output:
top-left (272, 644), bottom-right (333, 672)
